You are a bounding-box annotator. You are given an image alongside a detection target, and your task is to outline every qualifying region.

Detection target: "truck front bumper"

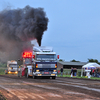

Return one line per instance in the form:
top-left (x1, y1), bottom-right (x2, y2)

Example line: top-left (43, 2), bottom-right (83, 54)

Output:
top-left (33, 72), bottom-right (57, 76)
top-left (8, 71), bottom-right (18, 74)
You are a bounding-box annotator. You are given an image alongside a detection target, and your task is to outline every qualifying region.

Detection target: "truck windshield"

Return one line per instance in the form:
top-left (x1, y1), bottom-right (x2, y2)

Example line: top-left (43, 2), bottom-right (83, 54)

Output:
top-left (36, 54), bottom-right (56, 60)
top-left (24, 58), bottom-right (31, 64)
top-left (9, 64), bottom-right (18, 67)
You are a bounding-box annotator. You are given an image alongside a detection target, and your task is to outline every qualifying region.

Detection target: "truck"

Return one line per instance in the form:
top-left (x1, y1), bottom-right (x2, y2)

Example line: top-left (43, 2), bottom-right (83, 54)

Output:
top-left (18, 46), bottom-right (59, 79)
top-left (32, 46), bottom-right (58, 79)
top-left (5, 60), bottom-right (18, 74)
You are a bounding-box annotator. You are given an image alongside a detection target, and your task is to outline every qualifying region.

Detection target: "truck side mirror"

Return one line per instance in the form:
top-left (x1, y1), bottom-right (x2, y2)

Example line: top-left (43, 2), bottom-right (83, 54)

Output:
top-left (18, 59), bottom-right (20, 61)
top-left (18, 58), bottom-right (23, 61)
top-left (33, 55), bottom-right (35, 58)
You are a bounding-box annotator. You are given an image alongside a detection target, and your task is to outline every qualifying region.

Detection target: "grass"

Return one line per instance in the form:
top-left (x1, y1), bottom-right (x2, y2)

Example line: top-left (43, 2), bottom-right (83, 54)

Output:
top-left (0, 67), bottom-right (7, 75)
top-left (57, 74), bottom-right (100, 80)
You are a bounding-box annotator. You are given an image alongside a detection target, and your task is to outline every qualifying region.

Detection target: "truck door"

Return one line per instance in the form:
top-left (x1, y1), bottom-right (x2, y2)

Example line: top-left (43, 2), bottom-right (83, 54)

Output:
top-left (27, 65), bottom-right (32, 76)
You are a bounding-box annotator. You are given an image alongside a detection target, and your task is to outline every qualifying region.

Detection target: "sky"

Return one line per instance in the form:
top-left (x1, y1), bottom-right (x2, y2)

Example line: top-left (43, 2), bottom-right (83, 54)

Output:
top-left (0, 0), bottom-right (100, 62)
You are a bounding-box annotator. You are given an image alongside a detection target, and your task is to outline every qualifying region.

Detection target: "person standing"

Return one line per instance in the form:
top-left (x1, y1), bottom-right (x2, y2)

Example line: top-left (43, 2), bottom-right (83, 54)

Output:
top-left (73, 68), bottom-right (75, 76)
top-left (90, 69), bottom-right (93, 76)
top-left (74, 68), bottom-right (77, 76)
top-left (70, 67), bottom-right (73, 77)
top-left (92, 69), bottom-right (95, 77)
top-left (60, 67), bottom-right (63, 76)
top-left (96, 67), bottom-right (99, 77)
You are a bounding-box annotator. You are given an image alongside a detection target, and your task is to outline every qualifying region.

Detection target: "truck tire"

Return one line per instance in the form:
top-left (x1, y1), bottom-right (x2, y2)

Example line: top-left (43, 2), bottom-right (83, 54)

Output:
top-left (52, 76), bottom-right (56, 79)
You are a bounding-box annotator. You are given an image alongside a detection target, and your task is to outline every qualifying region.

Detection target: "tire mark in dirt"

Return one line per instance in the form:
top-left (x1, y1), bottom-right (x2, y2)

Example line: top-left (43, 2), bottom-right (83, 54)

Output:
top-left (57, 83), bottom-right (100, 92)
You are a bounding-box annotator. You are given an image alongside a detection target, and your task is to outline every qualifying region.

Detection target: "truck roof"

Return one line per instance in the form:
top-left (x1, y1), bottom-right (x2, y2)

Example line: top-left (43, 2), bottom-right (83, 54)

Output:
top-left (35, 52), bottom-right (56, 54)
top-left (33, 46), bottom-right (53, 52)
top-left (7, 60), bottom-right (17, 64)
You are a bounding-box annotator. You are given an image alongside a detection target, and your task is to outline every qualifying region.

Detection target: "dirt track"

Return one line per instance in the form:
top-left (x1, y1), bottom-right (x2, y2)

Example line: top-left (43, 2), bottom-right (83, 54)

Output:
top-left (0, 75), bottom-right (100, 100)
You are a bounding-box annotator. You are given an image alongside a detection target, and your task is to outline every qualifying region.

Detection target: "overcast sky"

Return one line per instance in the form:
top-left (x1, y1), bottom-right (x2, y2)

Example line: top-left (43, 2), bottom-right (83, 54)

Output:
top-left (0, 0), bottom-right (100, 62)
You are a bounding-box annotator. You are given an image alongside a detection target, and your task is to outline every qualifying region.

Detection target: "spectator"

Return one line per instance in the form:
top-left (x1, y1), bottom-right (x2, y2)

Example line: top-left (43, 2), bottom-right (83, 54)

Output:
top-left (74, 68), bottom-right (77, 76)
top-left (60, 67), bottom-right (63, 76)
top-left (92, 69), bottom-right (95, 77)
top-left (70, 67), bottom-right (73, 77)
top-left (72, 68), bottom-right (75, 76)
top-left (95, 68), bottom-right (98, 77)
top-left (90, 69), bottom-right (93, 76)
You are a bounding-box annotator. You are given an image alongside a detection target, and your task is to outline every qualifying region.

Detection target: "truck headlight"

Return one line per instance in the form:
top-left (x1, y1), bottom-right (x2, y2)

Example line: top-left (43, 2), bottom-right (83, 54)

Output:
top-left (15, 71), bottom-right (18, 74)
top-left (8, 71), bottom-right (11, 73)
top-left (53, 70), bottom-right (57, 72)
top-left (36, 70), bottom-right (39, 72)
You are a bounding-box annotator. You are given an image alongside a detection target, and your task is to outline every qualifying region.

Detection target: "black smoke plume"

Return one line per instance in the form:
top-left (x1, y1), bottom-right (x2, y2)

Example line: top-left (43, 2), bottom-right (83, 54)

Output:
top-left (0, 5), bottom-right (48, 61)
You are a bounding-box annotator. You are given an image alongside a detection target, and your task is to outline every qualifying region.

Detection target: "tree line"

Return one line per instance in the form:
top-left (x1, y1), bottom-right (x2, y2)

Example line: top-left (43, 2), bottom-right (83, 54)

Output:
top-left (59, 59), bottom-right (100, 65)
top-left (0, 62), bottom-right (7, 67)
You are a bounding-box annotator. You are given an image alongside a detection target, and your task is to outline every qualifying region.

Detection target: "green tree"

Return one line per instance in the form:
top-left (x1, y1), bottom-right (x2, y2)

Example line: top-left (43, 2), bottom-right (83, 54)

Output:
top-left (0, 62), bottom-right (7, 67)
top-left (59, 59), bottom-right (64, 62)
top-left (70, 59), bottom-right (80, 62)
top-left (88, 59), bottom-right (100, 64)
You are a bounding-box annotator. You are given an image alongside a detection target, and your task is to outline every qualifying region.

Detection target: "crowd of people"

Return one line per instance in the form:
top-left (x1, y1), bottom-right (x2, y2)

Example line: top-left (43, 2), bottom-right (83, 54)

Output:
top-left (70, 67), bottom-right (77, 77)
top-left (90, 68), bottom-right (100, 77)
top-left (59, 67), bottom-right (100, 78)
top-left (60, 67), bottom-right (77, 77)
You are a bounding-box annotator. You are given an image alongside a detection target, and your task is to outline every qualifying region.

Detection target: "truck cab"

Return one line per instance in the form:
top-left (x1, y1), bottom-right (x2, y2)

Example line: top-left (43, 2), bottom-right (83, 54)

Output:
top-left (32, 46), bottom-right (58, 79)
top-left (5, 60), bottom-right (18, 74)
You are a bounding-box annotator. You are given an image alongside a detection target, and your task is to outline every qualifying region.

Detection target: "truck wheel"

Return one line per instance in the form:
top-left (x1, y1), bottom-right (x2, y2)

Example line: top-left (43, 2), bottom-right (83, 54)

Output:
top-left (52, 76), bottom-right (56, 79)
